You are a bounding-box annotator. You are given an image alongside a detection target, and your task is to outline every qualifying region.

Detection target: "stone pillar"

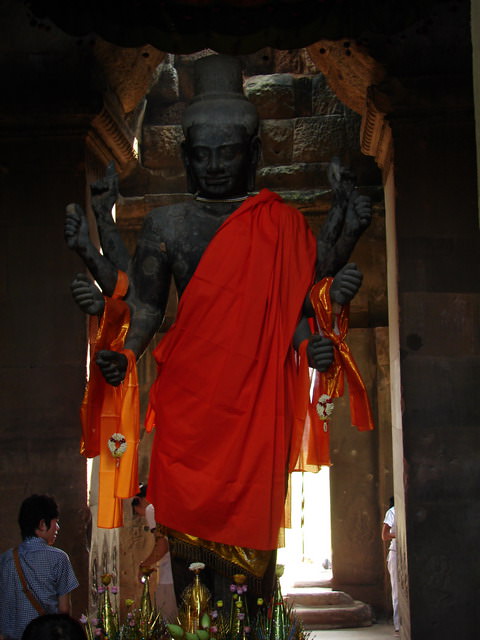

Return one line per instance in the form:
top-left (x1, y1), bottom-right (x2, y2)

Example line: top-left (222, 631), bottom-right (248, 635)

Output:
top-left (0, 6), bottom-right (162, 617)
top-left (0, 125), bottom-right (92, 615)
top-left (389, 78), bottom-right (479, 638)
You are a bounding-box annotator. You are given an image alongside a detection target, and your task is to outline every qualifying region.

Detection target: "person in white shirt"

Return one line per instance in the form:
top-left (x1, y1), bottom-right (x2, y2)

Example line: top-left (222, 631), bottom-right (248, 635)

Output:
top-left (132, 486), bottom-right (177, 621)
top-left (382, 499), bottom-right (399, 633)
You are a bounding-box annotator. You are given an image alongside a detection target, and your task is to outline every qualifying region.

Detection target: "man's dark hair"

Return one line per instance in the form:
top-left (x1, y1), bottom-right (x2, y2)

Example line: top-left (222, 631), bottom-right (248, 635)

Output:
top-left (22, 614), bottom-right (86, 640)
top-left (18, 494), bottom-right (59, 540)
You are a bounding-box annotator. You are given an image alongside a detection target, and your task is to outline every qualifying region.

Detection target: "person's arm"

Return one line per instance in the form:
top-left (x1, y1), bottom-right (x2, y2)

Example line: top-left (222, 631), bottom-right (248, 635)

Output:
top-left (57, 593), bottom-right (72, 614)
top-left (382, 523), bottom-right (395, 542)
top-left (140, 534), bottom-right (169, 569)
top-left (138, 532), bottom-right (169, 581)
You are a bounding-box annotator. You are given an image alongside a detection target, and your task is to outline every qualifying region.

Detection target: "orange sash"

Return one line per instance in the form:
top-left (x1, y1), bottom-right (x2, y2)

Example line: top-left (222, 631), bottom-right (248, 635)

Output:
top-left (289, 278), bottom-right (374, 472)
top-left (80, 271), bottom-right (139, 528)
top-left (310, 277), bottom-right (374, 433)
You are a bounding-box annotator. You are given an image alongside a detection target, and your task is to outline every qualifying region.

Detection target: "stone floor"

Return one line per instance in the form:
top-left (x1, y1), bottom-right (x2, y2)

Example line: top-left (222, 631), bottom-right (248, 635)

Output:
top-left (309, 622), bottom-right (396, 639)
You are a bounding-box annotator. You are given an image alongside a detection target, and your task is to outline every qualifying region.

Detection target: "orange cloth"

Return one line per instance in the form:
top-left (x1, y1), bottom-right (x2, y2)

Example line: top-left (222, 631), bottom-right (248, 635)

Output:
top-left (288, 338), bottom-right (332, 472)
top-left (146, 189), bottom-right (316, 550)
top-left (289, 278), bottom-right (374, 472)
top-left (80, 271), bottom-right (140, 528)
top-left (309, 277), bottom-right (374, 433)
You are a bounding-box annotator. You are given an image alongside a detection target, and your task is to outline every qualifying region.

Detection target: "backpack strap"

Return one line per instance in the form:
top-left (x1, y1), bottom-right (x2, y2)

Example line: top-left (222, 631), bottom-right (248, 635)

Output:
top-left (12, 547), bottom-right (46, 616)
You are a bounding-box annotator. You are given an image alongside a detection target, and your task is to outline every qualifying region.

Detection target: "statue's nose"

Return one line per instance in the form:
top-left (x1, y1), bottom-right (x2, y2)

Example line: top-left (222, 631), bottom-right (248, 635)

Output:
top-left (207, 150), bottom-right (222, 173)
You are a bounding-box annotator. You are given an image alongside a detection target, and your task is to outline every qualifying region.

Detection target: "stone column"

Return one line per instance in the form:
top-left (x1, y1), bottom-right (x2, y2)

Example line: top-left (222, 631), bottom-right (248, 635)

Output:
top-left (387, 76), bottom-right (479, 638)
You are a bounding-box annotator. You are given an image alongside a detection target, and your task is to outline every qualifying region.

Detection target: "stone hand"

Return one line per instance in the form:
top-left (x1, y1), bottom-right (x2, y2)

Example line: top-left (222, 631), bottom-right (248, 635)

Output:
top-left (307, 334), bottom-right (334, 372)
top-left (345, 190), bottom-right (372, 237)
top-left (327, 156), bottom-right (355, 201)
top-left (330, 262), bottom-right (363, 306)
top-left (65, 203), bottom-right (90, 253)
top-left (70, 273), bottom-right (105, 316)
top-left (95, 350), bottom-right (128, 386)
top-left (91, 161), bottom-right (119, 217)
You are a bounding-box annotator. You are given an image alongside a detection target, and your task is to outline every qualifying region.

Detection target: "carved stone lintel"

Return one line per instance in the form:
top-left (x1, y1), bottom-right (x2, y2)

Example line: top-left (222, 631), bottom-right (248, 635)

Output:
top-left (360, 87), bottom-right (393, 175)
top-left (87, 102), bottom-right (138, 170)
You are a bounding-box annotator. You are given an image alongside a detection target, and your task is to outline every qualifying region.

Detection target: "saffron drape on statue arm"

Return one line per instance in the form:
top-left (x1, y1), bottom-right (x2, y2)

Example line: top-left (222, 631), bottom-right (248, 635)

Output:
top-left (289, 278), bottom-right (374, 473)
top-left (80, 271), bottom-right (140, 528)
top-left (146, 189), bottom-right (316, 551)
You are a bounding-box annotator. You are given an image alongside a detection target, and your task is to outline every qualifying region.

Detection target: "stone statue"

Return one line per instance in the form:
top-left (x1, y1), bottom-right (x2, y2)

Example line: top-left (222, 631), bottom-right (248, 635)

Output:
top-left (65, 54), bottom-right (371, 609)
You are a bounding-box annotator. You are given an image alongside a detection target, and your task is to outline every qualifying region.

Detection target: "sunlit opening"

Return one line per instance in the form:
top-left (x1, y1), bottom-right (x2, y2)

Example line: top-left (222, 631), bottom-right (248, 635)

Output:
top-left (278, 468), bottom-right (332, 590)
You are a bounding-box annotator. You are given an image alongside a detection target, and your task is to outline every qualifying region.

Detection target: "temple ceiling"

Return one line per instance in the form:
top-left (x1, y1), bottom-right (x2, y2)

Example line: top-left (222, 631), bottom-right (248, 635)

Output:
top-left (26, 0), bottom-right (461, 55)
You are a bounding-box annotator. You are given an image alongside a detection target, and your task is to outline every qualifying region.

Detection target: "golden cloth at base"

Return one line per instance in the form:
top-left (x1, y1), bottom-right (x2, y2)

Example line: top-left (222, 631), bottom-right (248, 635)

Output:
top-left (163, 527), bottom-right (273, 581)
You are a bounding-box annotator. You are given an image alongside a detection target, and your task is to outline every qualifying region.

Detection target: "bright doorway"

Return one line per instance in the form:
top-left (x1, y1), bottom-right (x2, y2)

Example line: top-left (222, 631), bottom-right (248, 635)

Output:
top-left (278, 468), bottom-right (332, 590)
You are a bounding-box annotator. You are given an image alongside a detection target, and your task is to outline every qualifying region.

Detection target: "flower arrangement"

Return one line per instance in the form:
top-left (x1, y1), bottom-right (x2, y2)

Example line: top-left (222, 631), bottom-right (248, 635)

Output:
top-left (316, 394), bottom-right (334, 421)
top-left (108, 433), bottom-right (128, 459)
top-left (80, 571), bottom-right (166, 640)
top-left (80, 563), bottom-right (308, 640)
top-left (164, 564), bottom-right (308, 640)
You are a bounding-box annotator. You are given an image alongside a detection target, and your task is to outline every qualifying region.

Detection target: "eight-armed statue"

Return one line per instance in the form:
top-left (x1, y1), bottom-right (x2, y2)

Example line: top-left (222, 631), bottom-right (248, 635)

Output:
top-left (65, 54), bottom-right (372, 608)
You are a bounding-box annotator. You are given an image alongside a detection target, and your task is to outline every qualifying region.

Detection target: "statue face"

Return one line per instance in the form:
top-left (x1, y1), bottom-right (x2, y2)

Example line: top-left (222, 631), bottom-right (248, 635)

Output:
top-left (184, 124), bottom-right (254, 198)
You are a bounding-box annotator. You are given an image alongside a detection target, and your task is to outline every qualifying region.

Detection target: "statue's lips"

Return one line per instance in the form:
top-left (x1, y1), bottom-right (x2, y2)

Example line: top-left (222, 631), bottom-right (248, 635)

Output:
top-left (204, 177), bottom-right (230, 185)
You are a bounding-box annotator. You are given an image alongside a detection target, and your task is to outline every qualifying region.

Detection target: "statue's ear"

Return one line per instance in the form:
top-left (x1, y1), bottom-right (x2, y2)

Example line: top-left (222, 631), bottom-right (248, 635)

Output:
top-left (247, 136), bottom-right (261, 192)
top-left (181, 140), bottom-right (197, 194)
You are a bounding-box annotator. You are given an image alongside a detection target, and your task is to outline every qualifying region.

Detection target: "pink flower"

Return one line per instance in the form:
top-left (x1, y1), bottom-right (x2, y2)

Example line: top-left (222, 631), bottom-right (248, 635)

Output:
top-left (210, 627), bottom-right (218, 634)
top-left (111, 587), bottom-right (118, 595)
top-left (129, 621), bottom-right (135, 627)
top-left (95, 629), bottom-right (102, 636)
top-left (97, 587), bottom-right (105, 594)
top-left (245, 626), bottom-right (251, 633)
top-left (211, 611), bottom-right (218, 619)
top-left (236, 587), bottom-right (243, 595)
top-left (79, 615), bottom-right (88, 625)
top-left (237, 613), bottom-right (245, 620)
top-left (91, 619), bottom-right (99, 626)
top-left (229, 584), bottom-right (236, 592)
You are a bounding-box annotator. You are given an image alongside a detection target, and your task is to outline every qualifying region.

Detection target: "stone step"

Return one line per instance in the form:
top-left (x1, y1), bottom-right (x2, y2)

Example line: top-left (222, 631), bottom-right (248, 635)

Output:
top-left (285, 588), bottom-right (373, 631)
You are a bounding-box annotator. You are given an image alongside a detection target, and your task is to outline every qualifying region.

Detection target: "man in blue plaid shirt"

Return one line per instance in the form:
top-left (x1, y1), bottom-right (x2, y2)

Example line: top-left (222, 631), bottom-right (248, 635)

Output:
top-left (0, 495), bottom-right (79, 640)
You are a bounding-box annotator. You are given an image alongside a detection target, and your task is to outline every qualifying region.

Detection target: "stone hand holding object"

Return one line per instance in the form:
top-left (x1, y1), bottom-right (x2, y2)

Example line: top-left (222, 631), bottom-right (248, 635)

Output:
top-left (330, 262), bottom-right (363, 306)
top-left (70, 273), bottom-right (105, 316)
top-left (307, 334), bottom-right (334, 371)
top-left (95, 350), bottom-right (128, 387)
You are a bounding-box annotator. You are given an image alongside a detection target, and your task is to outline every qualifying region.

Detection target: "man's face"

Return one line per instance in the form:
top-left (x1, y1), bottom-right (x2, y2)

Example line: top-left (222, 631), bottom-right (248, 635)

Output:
top-left (185, 124), bottom-right (252, 198)
top-left (36, 518), bottom-right (60, 545)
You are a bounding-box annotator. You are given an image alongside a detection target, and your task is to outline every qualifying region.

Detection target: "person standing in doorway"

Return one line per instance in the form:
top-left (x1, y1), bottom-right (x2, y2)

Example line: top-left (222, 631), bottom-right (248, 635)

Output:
top-left (382, 497), bottom-right (399, 634)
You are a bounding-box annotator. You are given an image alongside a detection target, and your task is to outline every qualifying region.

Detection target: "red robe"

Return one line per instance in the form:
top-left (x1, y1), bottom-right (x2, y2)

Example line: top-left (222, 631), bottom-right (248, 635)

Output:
top-left (146, 189), bottom-right (316, 550)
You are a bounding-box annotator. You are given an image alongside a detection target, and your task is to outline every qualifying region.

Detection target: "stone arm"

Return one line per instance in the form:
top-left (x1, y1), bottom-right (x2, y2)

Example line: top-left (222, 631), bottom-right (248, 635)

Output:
top-left (64, 163), bottom-right (130, 300)
top-left (295, 159), bottom-right (370, 370)
top-left (293, 262), bottom-right (363, 370)
top-left (316, 158), bottom-right (372, 279)
top-left (65, 202), bottom-right (119, 297)
top-left (90, 162), bottom-right (130, 273)
top-left (318, 190), bottom-right (371, 278)
top-left (96, 214), bottom-right (173, 386)
top-left (316, 157), bottom-right (352, 277)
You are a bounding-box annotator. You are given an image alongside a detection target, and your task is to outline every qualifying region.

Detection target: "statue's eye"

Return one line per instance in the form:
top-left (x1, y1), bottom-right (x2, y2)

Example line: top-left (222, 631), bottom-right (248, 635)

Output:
top-left (220, 145), bottom-right (242, 161)
top-left (192, 147), bottom-right (209, 162)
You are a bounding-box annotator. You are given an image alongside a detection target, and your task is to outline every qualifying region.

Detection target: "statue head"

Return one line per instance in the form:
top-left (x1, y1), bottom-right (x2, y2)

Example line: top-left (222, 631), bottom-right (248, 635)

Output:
top-left (181, 55), bottom-right (260, 198)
